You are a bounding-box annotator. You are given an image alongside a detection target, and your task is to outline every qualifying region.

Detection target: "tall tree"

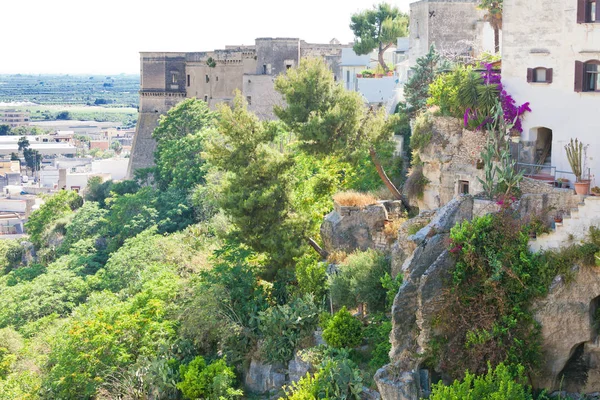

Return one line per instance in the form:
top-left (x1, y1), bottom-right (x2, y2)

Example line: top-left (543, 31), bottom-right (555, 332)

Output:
top-left (479, 0), bottom-right (502, 54)
top-left (404, 45), bottom-right (443, 115)
top-left (350, 3), bottom-right (409, 73)
top-left (152, 98), bottom-right (216, 190)
top-left (274, 58), bottom-right (404, 201)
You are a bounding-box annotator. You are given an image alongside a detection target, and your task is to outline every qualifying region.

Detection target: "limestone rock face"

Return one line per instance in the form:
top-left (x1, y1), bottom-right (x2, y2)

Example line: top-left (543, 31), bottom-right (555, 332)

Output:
top-left (288, 352), bottom-right (311, 384)
top-left (533, 265), bottom-right (600, 393)
top-left (245, 359), bottom-right (286, 395)
top-left (391, 211), bottom-right (435, 278)
top-left (376, 196), bottom-right (473, 399)
top-left (321, 201), bottom-right (404, 254)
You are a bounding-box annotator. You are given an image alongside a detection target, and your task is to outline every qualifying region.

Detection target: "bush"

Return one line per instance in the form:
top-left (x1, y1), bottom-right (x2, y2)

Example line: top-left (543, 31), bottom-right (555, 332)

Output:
top-left (258, 295), bottom-right (320, 364)
top-left (294, 253), bottom-right (328, 301)
top-left (177, 356), bottom-right (242, 400)
top-left (429, 363), bottom-right (534, 400)
top-left (332, 191), bottom-right (378, 207)
top-left (329, 250), bottom-right (391, 314)
top-left (322, 307), bottom-right (363, 349)
top-left (282, 348), bottom-right (362, 400)
top-left (410, 112), bottom-right (433, 154)
top-left (404, 166), bottom-right (430, 200)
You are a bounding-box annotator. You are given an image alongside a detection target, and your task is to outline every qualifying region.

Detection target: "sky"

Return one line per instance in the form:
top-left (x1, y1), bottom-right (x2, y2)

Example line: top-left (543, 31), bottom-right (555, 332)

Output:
top-left (1, 0), bottom-right (410, 75)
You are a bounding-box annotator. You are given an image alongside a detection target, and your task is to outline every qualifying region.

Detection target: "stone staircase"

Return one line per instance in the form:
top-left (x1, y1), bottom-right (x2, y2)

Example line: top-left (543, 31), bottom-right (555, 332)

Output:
top-left (529, 196), bottom-right (600, 252)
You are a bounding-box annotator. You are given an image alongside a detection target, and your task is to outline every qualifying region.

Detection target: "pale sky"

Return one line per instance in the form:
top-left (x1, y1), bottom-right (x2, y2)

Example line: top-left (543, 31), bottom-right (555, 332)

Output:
top-left (1, 0), bottom-right (410, 75)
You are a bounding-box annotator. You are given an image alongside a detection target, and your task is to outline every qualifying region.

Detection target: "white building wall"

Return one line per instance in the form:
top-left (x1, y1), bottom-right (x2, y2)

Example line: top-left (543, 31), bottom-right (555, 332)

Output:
top-left (91, 158), bottom-right (129, 181)
top-left (356, 76), bottom-right (398, 104)
top-left (502, 0), bottom-right (600, 185)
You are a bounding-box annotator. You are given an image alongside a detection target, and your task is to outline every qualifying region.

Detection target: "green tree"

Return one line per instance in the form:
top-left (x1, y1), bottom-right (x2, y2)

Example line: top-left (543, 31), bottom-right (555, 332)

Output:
top-left (479, 0), bottom-right (503, 54)
top-left (404, 45), bottom-right (444, 115)
top-left (25, 190), bottom-right (83, 248)
top-left (23, 148), bottom-right (40, 176)
top-left (109, 140), bottom-right (122, 154)
top-left (152, 98), bottom-right (215, 190)
top-left (17, 136), bottom-right (29, 153)
top-left (322, 307), bottom-right (363, 349)
top-left (274, 57), bottom-right (404, 201)
top-left (0, 125), bottom-right (10, 136)
top-left (350, 3), bottom-right (409, 73)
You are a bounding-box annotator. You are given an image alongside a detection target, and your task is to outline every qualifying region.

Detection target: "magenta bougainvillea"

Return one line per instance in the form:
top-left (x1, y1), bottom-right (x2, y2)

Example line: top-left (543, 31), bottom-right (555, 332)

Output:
top-left (465, 63), bottom-right (531, 133)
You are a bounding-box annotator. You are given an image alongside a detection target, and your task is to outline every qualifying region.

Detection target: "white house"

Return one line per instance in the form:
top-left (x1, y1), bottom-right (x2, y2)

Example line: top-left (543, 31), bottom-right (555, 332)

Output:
top-left (502, 0), bottom-right (600, 186)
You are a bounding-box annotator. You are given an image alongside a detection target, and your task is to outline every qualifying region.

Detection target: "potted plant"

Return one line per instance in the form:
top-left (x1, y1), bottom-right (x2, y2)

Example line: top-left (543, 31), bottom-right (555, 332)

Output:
top-left (361, 69), bottom-right (374, 78)
top-left (554, 212), bottom-right (563, 223)
top-left (556, 177), bottom-right (569, 188)
top-left (356, 73), bottom-right (363, 78)
top-left (565, 138), bottom-right (590, 195)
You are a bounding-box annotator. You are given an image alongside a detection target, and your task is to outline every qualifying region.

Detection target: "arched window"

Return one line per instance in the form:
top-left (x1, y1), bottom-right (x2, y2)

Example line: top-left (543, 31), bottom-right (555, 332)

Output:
top-left (527, 67), bottom-right (553, 83)
top-left (575, 60), bottom-right (600, 92)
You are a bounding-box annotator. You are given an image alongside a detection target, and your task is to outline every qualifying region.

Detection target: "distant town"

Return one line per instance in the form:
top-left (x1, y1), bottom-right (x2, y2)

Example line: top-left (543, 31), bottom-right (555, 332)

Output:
top-left (0, 74), bottom-right (138, 237)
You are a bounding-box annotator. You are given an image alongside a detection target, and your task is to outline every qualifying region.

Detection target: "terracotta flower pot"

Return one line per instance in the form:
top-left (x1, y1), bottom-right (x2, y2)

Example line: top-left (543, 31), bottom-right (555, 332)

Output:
top-left (574, 180), bottom-right (591, 195)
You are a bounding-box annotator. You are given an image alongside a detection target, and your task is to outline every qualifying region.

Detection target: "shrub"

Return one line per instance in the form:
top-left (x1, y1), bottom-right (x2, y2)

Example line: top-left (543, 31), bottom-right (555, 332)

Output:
top-left (329, 250), bottom-right (392, 314)
top-left (177, 356), bottom-right (242, 400)
top-left (410, 112), bottom-right (433, 153)
top-left (429, 363), bottom-right (534, 400)
top-left (322, 307), bottom-right (363, 349)
top-left (404, 166), bottom-right (430, 201)
top-left (295, 253), bottom-right (328, 301)
top-left (282, 348), bottom-right (362, 400)
top-left (259, 296), bottom-right (320, 364)
top-left (332, 191), bottom-right (378, 207)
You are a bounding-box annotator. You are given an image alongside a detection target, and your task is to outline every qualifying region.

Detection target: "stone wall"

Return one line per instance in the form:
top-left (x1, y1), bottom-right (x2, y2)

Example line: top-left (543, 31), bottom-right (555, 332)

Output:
top-left (320, 201), bottom-right (405, 255)
top-left (417, 116), bottom-right (487, 210)
top-left (408, 0), bottom-right (492, 65)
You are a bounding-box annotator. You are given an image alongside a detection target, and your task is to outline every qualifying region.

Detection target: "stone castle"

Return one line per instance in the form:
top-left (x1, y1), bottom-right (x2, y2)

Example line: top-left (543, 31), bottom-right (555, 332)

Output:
top-left (127, 38), bottom-right (351, 177)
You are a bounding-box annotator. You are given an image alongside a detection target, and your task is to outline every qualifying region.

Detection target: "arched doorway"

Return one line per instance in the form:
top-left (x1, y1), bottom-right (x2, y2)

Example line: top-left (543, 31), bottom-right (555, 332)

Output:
top-left (534, 127), bottom-right (553, 168)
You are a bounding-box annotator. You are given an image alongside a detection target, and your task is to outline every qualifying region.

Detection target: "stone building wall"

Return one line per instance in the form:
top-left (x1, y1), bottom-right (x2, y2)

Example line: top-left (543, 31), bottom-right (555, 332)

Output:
top-left (127, 53), bottom-right (187, 176)
top-left (417, 116), bottom-right (487, 210)
top-left (128, 38), bottom-right (347, 178)
top-left (408, 0), bottom-right (493, 65)
top-left (502, 0), bottom-right (600, 187)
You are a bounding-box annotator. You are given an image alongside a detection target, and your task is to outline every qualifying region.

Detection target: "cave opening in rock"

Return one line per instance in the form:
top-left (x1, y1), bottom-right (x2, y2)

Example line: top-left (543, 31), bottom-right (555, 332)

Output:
top-left (558, 342), bottom-right (589, 392)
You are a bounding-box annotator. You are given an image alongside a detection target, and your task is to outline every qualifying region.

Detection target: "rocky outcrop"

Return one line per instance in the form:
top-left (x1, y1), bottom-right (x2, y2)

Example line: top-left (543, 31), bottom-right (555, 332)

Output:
top-left (245, 359), bottom-right (286, 396)
top-left (390, 211), bottom-right (434, 278)
top-left (533, 265), bottom-right (600, 393)
top-left (375, 196), bottom-right (473, 399)
top-left (321, 201), bottom-right (404, 254)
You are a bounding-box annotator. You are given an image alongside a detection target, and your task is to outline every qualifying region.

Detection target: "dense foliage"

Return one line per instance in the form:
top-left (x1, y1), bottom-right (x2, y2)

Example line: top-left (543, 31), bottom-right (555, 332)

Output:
top-left (432, 208), bottom-right (600, 379)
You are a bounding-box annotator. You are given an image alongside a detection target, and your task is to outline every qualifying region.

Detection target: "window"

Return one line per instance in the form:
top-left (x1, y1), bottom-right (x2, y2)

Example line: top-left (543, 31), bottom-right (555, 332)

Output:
top-left (346, 70), bottom-right (350, 84)
top-left (286, 64), bottom-right (292, 70)
top-left (575, 60), bottom-right (600, 92)
top-left (246, 96), bottom-right (252, 105)
top-left (262, 64), bottom-right (267, 75)
top-left (458, 180), bottom-right (469, 195)
top-left (205, 74), bottom-right (209, 83)
top-left (204, 95), bottom-right (208, 102)
top-left (578, 0), bottom-right (599, 22)
top-left (527, 67), bottom-right (552, 83)
top-left (187, 74), bottom-right (190, 87)
top-left (586, 63), bottom-right (600, 91)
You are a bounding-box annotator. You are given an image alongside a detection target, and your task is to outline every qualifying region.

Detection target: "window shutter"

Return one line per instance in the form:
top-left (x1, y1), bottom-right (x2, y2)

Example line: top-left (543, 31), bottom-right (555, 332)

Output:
top-left (578, 0), bottom-right (586, 23)
top-left (547, 68), bottom-right (553, 83)
top-left (527, 68), bottom-right (533, 82)
top-left (575, 61), bottom-right (584, 92)
top-left (596, 0), bottom-right (600, 22)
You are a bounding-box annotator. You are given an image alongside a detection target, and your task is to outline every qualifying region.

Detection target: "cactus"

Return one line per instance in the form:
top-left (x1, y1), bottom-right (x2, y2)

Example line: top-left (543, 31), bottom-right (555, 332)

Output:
top-left (565, 138), bottom-right (584, 182)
